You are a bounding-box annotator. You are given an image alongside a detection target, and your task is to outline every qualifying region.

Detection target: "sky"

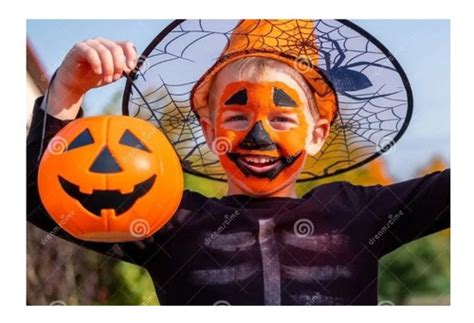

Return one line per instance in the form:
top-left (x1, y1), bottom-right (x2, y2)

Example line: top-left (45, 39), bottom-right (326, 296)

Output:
top-left (26, 20), bottom-right (450, 181)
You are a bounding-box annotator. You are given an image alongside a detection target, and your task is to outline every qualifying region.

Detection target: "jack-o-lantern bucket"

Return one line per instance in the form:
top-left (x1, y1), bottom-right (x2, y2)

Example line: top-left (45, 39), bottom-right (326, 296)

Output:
top-left (38, 115), bottom-right (184, 242)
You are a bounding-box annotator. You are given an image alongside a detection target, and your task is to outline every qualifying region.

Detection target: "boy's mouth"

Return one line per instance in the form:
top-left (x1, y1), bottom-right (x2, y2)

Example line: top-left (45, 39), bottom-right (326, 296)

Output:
top-left (238, 154), bottom-right (282, 173)
top-left (227, 152), bottom-right (302, 179)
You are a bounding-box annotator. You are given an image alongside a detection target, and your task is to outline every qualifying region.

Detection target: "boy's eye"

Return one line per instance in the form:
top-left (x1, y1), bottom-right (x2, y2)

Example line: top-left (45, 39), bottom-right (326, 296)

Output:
top-left (225, 115), bottom-right (248, 122)
top-left (271, 116), bottom-right (297, 124)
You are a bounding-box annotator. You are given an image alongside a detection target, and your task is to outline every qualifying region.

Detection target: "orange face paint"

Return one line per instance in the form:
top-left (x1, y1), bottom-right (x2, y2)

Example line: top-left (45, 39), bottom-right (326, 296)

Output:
top-left (214, 80), bottom-right (311, 193)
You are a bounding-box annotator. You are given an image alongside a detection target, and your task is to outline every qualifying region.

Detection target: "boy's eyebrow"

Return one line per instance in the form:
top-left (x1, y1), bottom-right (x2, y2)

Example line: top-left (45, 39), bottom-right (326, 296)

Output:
top-left (273, 87), bottom-right (297, 107)
top-left (224, 88), bottom-right (247, 105)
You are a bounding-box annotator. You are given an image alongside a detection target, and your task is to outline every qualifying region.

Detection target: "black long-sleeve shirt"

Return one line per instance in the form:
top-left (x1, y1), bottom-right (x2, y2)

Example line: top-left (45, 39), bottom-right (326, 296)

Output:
top-left (27, 96), bottom-right (450, 305)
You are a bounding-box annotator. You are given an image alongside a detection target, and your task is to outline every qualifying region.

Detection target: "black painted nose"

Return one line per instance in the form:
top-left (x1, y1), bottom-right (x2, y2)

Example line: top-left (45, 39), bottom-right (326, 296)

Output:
top-left (239, 121), bottom-right (277, 151)
top-left (89, 146), bottom-right (122, 173)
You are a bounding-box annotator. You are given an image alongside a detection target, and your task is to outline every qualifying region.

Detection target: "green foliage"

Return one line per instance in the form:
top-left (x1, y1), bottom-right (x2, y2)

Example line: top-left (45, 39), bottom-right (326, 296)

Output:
top-left (184, 173), bottom-right (227, 198)
top-left (378, 231), bottom-right (450, 304)
top-left (105, 262), bottom-right (159, 305)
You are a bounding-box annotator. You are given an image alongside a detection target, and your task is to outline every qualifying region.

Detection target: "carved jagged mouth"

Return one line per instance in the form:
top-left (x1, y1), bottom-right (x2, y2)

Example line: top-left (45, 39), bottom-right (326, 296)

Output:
top-left (58, 175), bottom-right (156, 216)
top-left (227, 152), bottom-right (302, 179)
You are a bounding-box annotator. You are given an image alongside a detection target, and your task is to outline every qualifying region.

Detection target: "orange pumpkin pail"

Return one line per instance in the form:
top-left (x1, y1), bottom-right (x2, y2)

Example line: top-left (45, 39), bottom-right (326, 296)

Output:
top-left (38, 115), bottom-right (184, 242)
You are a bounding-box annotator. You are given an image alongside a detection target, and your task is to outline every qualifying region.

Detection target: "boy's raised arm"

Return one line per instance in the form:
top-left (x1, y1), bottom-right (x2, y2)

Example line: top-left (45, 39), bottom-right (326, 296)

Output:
top-left (26, 38), bottom-right (156, 266)
top-left (354, 169), bottom-right (450, 257)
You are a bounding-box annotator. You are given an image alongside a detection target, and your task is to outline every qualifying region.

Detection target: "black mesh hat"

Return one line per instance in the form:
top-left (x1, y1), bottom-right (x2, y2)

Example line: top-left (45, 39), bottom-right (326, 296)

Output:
top-left (122, 19), bottom-right (413, 182)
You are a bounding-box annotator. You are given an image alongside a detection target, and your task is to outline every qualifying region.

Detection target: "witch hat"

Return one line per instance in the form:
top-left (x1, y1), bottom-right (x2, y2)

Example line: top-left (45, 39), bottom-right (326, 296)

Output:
top-left (123, 19), bottom-right (412, 182)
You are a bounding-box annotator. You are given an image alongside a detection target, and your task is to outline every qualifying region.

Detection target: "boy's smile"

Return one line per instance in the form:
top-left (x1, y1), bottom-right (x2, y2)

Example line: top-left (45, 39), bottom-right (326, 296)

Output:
top-left (227, 151), bottom-right (303, 179)
top-left (226, 117), bottom-right (303, 179)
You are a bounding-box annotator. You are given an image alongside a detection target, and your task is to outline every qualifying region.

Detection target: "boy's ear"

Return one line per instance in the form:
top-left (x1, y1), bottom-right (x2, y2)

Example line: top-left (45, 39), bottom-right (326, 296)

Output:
top-left (199, 116), bottom-right (217, 152)
top-left (306, 118), bottom-right (331, 156)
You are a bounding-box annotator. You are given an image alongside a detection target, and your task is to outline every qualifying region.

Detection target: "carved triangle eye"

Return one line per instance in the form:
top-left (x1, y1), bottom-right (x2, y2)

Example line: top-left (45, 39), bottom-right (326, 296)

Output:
top-left (225, 89), bottom-right (247, 105)
top-left (89, 146), bottom-right (122, 173)
top-left (273, 88), bottom-right (297, 107)
top-left (119, 129), bottom-right (150, 152)
top-left (66, 129), bottom-right (94, 151)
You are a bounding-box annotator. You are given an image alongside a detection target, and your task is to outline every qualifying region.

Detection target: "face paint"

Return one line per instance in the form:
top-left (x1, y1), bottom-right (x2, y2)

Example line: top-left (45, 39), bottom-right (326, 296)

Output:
top-left (227, 121), bottom-right (302, 179)
top-left (214, 80), bottom-right (312, 193)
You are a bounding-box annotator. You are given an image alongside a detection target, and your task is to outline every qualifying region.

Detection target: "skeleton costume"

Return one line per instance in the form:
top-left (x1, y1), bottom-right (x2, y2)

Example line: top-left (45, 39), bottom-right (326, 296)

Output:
top-left (27, 20), bottom-right (450, 305)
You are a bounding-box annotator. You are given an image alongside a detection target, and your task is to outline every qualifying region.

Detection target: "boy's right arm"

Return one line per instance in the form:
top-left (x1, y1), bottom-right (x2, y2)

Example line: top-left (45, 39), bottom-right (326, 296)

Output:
top-left (44, 37), bottom-right (137, 120)
top-left (27, 38), bottom-right (156, 266)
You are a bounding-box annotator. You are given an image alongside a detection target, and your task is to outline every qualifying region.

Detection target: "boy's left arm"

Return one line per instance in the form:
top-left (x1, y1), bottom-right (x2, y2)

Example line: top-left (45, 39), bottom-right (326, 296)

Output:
top-left (354, 168), bottom-right (450, 257)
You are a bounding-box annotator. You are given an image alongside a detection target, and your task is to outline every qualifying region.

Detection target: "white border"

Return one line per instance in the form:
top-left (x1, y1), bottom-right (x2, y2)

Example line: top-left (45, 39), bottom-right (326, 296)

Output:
top-left (1, 0), bottom-right (471, 321)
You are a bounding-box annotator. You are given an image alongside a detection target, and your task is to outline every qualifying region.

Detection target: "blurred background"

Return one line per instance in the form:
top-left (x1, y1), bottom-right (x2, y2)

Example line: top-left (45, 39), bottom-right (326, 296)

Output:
top-left (26, 20), bottom-right (450, 305)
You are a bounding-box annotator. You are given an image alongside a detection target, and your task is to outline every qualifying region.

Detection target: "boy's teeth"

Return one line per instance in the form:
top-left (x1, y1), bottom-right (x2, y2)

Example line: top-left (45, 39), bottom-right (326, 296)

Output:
top-left (243, 156), bottom-right (276, 164)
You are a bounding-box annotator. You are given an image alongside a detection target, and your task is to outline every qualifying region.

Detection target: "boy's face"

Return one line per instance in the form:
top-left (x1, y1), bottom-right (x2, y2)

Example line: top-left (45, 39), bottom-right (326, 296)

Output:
top-left (200, 60), bottom-right (330, 196)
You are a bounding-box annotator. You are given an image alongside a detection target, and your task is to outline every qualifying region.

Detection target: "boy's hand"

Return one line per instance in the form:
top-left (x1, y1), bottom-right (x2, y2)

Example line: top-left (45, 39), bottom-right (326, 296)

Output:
top-left (45, 38), bottom-right (138, 120)
top-left (57, 38), bottom-right (137, 91)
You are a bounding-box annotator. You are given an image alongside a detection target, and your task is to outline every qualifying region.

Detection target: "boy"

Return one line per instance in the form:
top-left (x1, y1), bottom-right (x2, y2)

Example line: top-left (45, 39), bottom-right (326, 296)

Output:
top-left (27, 20), bottom-right (450, 305)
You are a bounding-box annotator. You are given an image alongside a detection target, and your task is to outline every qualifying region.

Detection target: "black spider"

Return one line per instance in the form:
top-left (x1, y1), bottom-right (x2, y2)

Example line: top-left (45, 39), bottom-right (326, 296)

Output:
top-left (317, 34), bottom-right (399, 101)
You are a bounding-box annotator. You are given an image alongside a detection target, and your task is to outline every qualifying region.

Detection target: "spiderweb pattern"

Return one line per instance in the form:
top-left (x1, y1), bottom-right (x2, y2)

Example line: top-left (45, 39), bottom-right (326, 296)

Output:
top-left (124, 20), bottom-right (412, 182)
